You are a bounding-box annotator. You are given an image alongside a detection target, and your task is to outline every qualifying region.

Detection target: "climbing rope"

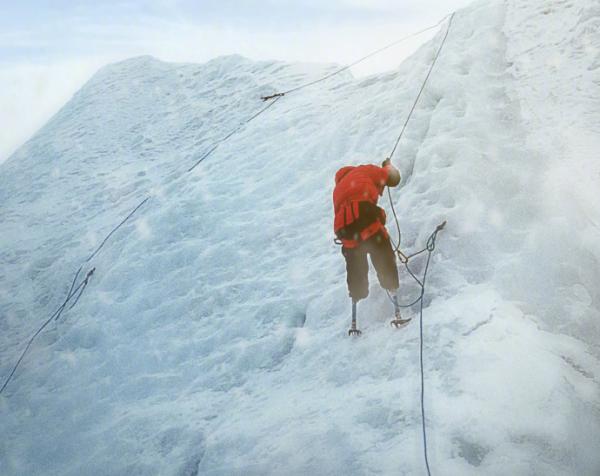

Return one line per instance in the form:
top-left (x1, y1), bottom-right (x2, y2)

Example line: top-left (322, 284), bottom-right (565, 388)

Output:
top-left (0, 198), bottom-right (149, 395)
top-left (2, 24), bottom-right (455, 467)
top-left (188, 95), bottom-right (283, 172)
top-left (86, 197), bottom-right (150, 262)
top-left (262, 13), bottom-right (454, 100)
top-left (386, 223), bottom-right (445, 307)
top-left (385, 221), bottom-right (445, 476)
top-left (379, 13), bottom-right (454, 476)
top-left (188, 13), bottom-right (454, 173)
top-left (414, 222), bottom-right (445, 476)
top-left (6, 13), bottom-right (443, 391)
top-left (386, 12), bottom-right (454, 255)
top-left (388, 13), bottom-right (455, 163)
top-left (0, 268), bottom-right (94, 394)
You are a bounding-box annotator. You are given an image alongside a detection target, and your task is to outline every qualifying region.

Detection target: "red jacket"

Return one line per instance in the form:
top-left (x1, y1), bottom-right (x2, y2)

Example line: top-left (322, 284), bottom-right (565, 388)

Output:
top-left (333, 165), bottom-right (389, 248)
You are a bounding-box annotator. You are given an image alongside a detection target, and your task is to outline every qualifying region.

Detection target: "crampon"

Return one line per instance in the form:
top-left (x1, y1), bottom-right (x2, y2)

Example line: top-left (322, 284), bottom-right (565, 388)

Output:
top-left (390, 309), bottom-right (412, 328)
top-left (390, 318), bottom-right (411, 328)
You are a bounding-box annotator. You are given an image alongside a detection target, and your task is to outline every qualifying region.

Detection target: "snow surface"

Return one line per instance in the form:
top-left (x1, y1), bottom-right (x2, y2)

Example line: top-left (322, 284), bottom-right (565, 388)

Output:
top-left (1, 0), bottom-right (600, 475)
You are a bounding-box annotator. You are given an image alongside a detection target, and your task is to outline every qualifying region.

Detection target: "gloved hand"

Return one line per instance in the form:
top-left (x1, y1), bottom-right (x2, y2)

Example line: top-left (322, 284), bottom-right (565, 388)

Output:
top-left (381, 157), bottom-right (392, 168)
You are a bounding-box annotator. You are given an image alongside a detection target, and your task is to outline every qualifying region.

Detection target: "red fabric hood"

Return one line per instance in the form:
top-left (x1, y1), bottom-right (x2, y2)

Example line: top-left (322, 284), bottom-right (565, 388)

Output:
top-left (335, 166), bottom-right (355, 184)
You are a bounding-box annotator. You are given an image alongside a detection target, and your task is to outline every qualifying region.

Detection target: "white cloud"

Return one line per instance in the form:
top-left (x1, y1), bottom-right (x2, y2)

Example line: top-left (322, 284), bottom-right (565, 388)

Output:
top-left (0, 59), bottom-right (108, 162)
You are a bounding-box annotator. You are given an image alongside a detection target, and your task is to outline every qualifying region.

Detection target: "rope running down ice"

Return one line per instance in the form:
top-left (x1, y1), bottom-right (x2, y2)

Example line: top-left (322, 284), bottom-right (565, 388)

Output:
top-left (382, 12), bottom-right (454, 476)
top-left (0, 197), bottom-right (149, 395)
top-left (262, 13), bottom-right (453, 100)
top-left (188, 12), bottom-right (455, 171)
top-left (1, 16), bottom-right (452, 395)
top-left (386, 12), bottom-right (454, 254)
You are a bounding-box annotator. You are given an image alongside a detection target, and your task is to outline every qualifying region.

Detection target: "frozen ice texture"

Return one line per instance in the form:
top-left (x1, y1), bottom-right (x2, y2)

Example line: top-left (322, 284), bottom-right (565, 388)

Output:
top-left (1, 0), bottom-right (599, 475)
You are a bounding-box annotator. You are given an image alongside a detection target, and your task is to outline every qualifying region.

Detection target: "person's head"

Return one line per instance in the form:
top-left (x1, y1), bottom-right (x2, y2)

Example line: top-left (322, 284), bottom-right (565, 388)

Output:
top-left (381, 158), bottom-right (401, 187)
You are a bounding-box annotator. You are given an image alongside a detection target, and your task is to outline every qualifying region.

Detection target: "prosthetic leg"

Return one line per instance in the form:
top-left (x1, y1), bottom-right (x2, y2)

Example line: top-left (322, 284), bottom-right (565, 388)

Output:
top-left (389, 292), bottom-right (411, 328)
top-left (348, 300), bottom-right (362, 336)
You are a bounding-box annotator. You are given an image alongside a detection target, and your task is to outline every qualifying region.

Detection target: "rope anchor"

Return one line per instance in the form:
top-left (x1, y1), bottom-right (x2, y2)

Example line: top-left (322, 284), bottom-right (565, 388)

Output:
top-left (260, 92), bottom-right (285, 101)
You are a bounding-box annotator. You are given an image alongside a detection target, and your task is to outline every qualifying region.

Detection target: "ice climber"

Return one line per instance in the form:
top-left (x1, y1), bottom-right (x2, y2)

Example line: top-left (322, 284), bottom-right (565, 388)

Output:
top-left (333, 158), bottom-right (410, 335)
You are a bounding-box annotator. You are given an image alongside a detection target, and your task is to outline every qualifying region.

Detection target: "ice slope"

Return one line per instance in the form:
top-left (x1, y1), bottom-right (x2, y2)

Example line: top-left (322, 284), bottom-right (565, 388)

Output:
top-left (1, 0), bottom-right (599, 474)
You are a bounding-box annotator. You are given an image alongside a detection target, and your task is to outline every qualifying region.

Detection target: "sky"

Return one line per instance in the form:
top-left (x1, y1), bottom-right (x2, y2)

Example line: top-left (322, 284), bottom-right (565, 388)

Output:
top-left (0, 0), bottom-right (473, 162)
